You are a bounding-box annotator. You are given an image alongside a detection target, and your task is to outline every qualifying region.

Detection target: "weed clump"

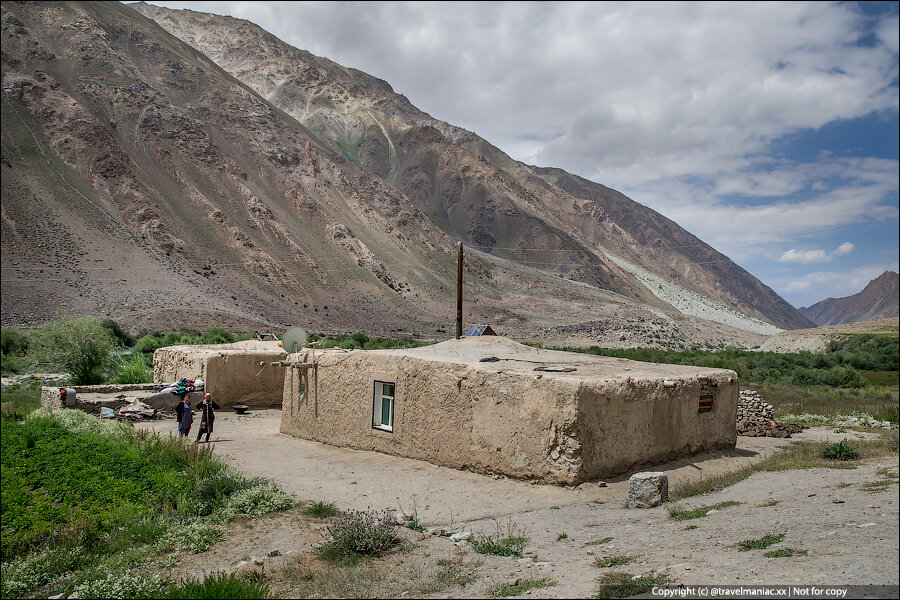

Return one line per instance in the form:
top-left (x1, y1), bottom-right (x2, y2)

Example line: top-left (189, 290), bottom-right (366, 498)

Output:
top-left (738, 533), bottom-right (785, 551)
top-left (489, 577), bottom-right (555, 597)
top-left (155, 571), bottom-right (269, 599)
top-left (471, 521), bottom-right (528, 558)
top-left (595, 571), bottom-right (669, 598)
top-left (303, 501), bottom-right (341, 519)
top-left (317, 509), bottom-right (399, 561)
top-left (667, 501), bottom-right (741, 521)
top-left (765, 548), bottom-right (808, 558)
top-left (821, 440), bottom-right (861, 461)
top-left (593, 555), bottom-right (636, 568)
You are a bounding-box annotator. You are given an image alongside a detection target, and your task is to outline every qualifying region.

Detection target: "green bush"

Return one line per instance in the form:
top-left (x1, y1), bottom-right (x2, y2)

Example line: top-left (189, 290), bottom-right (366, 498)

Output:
top-left (111, 353), bottom-right (153, 384)
top-left (220, 481), bottom-right (296, 520)
top-left (821, 440), bottom-right (861, 461)
top-left (69, 569), bottom-right (165, 599)
top-left (0, 353), bottom-right (30, 375)
top-left (100, 319), bottom-right (135, 348)
top-left (1, 328), bottom-right (29, 356)
top-left (161, 331), bottom-right (198, 346)
top-left (569, 340), bottom-right (893, 389)
top-left (133, 335), bottom-right (164, 356)
top-left (199, 328), bottom-right (236, 345)
top-left (27, 314), bottom-right (115, 385)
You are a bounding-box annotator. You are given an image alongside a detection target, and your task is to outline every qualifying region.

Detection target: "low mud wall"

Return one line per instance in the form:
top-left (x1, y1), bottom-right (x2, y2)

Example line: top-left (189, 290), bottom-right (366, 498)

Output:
top-left (40, 384), bottom-right (156, 414)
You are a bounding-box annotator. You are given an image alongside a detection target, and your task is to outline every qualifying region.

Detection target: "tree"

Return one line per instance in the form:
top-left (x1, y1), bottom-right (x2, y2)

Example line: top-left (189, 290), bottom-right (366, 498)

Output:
top-left (28, 314), bottom-right (116, 385)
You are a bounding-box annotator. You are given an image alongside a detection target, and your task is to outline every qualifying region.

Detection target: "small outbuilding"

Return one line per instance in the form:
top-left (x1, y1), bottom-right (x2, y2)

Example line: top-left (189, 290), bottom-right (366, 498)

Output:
top-left (280, 336), bottom-right (738, 485)
top-left (154, 340), bottom-right (286, 408)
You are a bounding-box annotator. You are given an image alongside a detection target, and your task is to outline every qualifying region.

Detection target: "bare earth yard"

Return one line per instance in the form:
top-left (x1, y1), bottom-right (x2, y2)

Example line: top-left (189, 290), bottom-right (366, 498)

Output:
top-left (136, 410), bottom-right (899, 597)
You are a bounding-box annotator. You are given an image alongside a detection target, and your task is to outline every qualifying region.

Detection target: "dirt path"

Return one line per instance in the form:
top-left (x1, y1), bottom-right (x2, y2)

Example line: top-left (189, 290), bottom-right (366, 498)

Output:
top-left (137, 411), bottom-right (899, 597)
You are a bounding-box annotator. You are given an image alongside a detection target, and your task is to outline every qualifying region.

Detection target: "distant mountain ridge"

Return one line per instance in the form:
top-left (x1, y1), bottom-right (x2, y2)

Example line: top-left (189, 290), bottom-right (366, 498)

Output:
top-left (800, 271), bottom-right (899, 326)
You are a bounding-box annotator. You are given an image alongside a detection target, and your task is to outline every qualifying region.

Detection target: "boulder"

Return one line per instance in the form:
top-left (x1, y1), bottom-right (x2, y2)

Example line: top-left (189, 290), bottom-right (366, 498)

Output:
top-left (628, 471), bottom-right (668, 509)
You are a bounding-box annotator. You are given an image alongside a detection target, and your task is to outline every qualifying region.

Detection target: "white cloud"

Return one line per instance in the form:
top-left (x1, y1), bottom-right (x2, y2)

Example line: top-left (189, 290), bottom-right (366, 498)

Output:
top-left (778, 242), bottom-right (855, 264)
top-left (779, 249), bottom-right (829, 264)
top-left (833, 242), bottom-right (855, 257)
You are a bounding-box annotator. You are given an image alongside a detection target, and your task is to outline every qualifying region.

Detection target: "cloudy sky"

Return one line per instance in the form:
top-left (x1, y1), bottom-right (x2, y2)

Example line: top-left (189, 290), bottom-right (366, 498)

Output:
top-left (145, 1), bottom-right (899, 309)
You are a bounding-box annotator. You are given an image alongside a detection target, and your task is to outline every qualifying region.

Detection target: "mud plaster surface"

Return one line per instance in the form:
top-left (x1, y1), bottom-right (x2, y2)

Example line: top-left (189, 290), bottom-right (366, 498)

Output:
top-left (282, 337), bottom-right (738, 484)
top-left (137, 410), bottom-right (898, 596)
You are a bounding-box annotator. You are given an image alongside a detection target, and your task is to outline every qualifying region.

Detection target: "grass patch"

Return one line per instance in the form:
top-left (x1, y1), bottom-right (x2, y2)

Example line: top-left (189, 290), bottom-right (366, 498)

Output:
top-left (861, 370), bottom-right (899, 386)
top-left (489, 577), bottom-right (556, 598)
top-left (557, 533), bottom-right (568, 541)
top-left (683, 525), bottom-right (698, 531)
top-left (1, 409), bottom-right (295, 598)
top-left (154, 572), bottom-right (269, 599)
top-left (860, 469), bottom-right (898, 493)
top-left (404, 517), bottom-right (426, 533)
top-left (668, 501), bottom-right (741, 520)
top-left (0, 382), bottom-right (42, 420)
top-left (670, 435), bottom-right (896, 500)
top-left (417, 555), bottom-right (478, 594)
top-left (738, 533), bottom-right (785, 551)
top-left (594, 571), bottom-right (669, 599)
top-left (584, 537), bottom-right (614, 547)
top-left (593, 555), bottom-right (637, 568)
top-left (764, 548), bottom-right (808, 558)
top-left (302, 501), bottom-right (340, 519)
top-left (756, 499), bottom-right (780, 507)
top-left (472, 521), bottom-right (528, 558)
top-left (756, 382), bottom-right (898, 422)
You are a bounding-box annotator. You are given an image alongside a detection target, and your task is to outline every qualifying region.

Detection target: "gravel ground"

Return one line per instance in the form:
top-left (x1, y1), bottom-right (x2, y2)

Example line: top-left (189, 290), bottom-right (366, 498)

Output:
top-left (136, 410), bottom-right (899, 597)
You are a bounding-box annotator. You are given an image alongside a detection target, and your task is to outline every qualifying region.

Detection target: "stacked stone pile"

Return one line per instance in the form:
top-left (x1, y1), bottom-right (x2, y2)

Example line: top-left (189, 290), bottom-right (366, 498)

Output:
top-left (736, 389), bottom-right (805, 438)
top-left (736, 389), bottom-right (774, 425)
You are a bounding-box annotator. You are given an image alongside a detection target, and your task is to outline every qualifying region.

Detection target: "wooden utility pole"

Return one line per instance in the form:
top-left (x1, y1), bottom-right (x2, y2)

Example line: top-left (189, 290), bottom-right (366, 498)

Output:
top-left (456, 241), bottom-right (463, 339)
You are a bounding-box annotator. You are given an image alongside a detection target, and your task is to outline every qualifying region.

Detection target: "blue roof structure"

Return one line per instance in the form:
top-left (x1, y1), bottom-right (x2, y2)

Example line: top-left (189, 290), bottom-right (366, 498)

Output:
top-left (465, 325), bottom-right (496, 336)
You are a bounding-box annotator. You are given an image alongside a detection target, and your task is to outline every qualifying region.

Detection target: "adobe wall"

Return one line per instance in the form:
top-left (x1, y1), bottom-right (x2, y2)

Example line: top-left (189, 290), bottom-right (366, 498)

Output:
top-left (280, 337), bottom-right (739, 485)
top-left (280, 349), bottom-right (581, 483)
top-left (576, 373), bottom-right (738, 480)
top-left (153, 341), bottom-right (286, 407)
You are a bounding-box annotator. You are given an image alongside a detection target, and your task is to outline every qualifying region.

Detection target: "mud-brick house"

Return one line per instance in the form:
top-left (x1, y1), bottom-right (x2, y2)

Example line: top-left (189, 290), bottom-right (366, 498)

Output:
top-left (280, 336), bottom-right (738, 485)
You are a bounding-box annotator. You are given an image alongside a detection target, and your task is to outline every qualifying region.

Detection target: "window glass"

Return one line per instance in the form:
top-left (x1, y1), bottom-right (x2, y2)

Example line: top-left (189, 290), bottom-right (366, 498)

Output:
top-left (373, 381), bottom-right (395, 431)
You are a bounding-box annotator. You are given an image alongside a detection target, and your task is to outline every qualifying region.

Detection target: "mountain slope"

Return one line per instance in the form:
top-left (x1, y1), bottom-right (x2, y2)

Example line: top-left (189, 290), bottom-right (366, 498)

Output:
top-left (800, 271), bottom-right (899, 326)
top-left (1, 1), bottom-right (463, 334)
top-left (1, 0), bottom-right (719, 345)
top-left (132, 2), bottom-right (814, 331)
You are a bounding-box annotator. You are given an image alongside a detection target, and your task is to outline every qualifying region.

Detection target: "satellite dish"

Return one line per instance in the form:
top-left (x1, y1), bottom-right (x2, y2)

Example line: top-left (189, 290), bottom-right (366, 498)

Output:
top-left (281, 327), bottom-right (308, 354)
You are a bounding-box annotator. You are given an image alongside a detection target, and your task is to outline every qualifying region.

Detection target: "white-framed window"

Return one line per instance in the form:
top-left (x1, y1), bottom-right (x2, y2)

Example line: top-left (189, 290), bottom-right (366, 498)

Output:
top-left (372, 381), bottom-right (394, 432)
